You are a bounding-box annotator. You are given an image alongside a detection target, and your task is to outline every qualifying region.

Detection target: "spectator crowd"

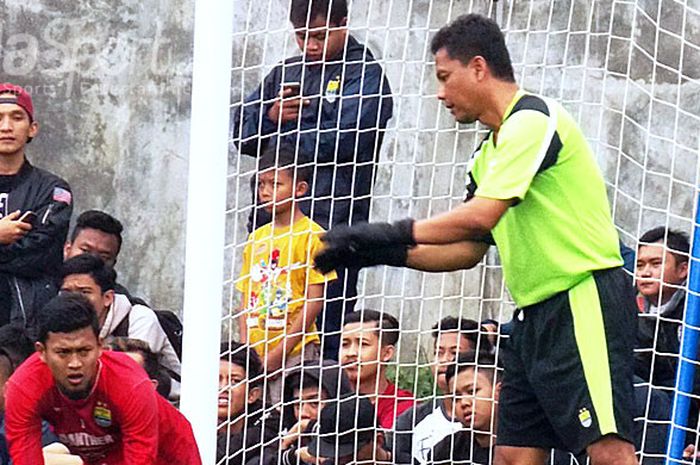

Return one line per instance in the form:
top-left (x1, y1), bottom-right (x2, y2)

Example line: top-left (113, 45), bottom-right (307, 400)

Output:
top-left (0, 0), bottom-right (696, 464)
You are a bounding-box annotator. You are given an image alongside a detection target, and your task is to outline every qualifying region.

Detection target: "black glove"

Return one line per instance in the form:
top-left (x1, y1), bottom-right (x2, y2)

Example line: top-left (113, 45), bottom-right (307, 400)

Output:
top-left (314, 219), bottom-right (416, 273)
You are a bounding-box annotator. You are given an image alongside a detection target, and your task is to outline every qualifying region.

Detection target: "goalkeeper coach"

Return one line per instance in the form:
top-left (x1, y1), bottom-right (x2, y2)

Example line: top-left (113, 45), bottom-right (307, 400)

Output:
top-left (316, 14), bottom-right (638, 465)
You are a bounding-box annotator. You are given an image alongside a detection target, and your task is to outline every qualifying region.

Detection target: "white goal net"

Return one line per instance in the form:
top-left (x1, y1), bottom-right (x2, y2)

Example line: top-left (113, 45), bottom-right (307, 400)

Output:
top-left (213, 0), bottom-right (700, 464)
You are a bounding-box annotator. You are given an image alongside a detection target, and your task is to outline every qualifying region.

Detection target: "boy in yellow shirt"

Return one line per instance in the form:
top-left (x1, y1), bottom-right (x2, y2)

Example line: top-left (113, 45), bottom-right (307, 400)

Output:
top-left (237, 145), bottom-right (336, 405)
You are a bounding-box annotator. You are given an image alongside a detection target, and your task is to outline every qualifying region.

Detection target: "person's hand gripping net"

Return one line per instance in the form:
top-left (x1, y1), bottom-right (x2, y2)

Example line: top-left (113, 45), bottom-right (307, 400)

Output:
top-left (314, 218), bottom-right (416, 273)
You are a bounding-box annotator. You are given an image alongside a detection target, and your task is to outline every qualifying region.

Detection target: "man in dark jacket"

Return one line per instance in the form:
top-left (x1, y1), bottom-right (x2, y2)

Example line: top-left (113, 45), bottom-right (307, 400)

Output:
top-left (0, 83), bottom-right (72, 335)
top-left (231, 0), bottom-right (393, 359)
top-left (634, 226), bottom-right (690, 389)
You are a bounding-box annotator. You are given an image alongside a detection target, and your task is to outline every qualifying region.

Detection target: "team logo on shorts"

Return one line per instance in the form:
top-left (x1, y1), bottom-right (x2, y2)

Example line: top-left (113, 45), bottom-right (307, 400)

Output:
top-left (93, 403), bottom-right (112, 428)
top-left (578, 407), bottom-right (592, 428)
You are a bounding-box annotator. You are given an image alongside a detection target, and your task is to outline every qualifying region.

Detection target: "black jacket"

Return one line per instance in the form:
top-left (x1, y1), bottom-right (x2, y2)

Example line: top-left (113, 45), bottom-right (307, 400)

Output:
top-left (635, 290), bottom-right (690, 389)
top-left (0, 160), bottom-right (72, 334)
top-left (232, 35), bottom-right (393, 229)
top-left (217, 404), bottom-right (281, 465)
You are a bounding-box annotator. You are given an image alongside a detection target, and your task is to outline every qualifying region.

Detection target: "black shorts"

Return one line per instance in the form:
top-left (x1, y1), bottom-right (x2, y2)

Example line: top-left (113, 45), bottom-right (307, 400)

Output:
top-left (496, 267), bottom-right (636, 454)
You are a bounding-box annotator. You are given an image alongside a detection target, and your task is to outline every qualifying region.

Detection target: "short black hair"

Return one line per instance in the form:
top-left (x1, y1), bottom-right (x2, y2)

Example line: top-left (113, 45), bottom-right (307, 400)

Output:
top-left (108, 337), bottom-right (171, 398)
top-left (0, 324), bottom-right (34, 375)
top-left (432, 316), bottom-right (482, 347)
top-left (70, 210), bottom-right (124, 253)
top-left (343, 309), bottom-right (400, 346)
top-left (639, 227), bottom-right (690, 263)
top-left (444, 349), bottom-right (500, 387)
top-left (258, 143), bottom-right (312, 185)
top-left (220, 340), bottom-right (264, 388)
top-left (430, 14), bottom-right (515, 82)
top-left (61, 254), bottom-right (117, 292)
top-left (289, 0), bottom-right (347, 27)
top-left (38, 294), bottom-right (100, 343)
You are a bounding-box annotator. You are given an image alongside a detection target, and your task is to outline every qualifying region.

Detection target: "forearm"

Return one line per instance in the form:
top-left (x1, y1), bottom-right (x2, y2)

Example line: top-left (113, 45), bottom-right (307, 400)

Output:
top-left (413, 197), bottom-right (512, 245)
top-left (406, 241), bottom-right (490, 272)
top-left (266, 291), bottom-right (323, 369)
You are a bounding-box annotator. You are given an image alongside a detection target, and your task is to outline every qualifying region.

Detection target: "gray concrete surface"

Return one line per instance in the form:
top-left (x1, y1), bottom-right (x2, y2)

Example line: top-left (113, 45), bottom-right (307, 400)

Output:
top-left (1, 0), bottom-right (194, 310)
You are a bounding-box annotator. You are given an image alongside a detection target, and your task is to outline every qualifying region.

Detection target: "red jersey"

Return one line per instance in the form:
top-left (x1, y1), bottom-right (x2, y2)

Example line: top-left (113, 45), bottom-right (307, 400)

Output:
top-left (6, 351), bottom-right (200, 465)
top-left (376, 382), bottom-right (415, 429)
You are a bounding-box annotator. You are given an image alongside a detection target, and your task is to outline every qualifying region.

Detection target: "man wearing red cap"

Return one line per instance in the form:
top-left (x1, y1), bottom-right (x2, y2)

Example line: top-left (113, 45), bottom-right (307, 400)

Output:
top-left (0, 83), bottom-right (72, 336)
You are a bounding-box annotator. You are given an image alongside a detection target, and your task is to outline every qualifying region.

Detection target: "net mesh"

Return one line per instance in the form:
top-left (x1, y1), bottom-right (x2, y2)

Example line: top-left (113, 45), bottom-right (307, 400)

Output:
top-left (219, 0), bottom-right (700, 464)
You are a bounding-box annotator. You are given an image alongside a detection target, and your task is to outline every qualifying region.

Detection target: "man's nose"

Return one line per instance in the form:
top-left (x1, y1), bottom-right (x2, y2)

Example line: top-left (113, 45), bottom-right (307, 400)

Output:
top-left (67, 354), bottom-right (82, 369)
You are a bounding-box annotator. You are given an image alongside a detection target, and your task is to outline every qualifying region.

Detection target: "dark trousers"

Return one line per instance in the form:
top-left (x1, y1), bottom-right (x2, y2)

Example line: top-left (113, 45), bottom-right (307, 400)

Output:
top-left (319, 266), bottom-right (358, 360)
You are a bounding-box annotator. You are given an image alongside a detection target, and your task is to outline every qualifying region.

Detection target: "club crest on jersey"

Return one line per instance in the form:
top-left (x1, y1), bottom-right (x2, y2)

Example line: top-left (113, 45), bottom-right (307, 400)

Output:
top-left (325, 76), bottom-right (340, 103)
top-left (93, 403), bottom-right (112, 428)
top-left (578, 407), bottom-right (592, 428)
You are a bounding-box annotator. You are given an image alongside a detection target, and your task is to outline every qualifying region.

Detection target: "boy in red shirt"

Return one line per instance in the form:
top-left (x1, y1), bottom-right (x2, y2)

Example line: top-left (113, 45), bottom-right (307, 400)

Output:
top-left (340, 310), bottom-right (414, 428)
top-left (5, 293), bottom-right (201, 465)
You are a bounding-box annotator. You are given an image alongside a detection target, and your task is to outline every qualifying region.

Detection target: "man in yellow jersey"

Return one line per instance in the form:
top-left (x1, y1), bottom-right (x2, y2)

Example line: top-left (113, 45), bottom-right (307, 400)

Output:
top-left (316, 14), bottom-right (637, 465)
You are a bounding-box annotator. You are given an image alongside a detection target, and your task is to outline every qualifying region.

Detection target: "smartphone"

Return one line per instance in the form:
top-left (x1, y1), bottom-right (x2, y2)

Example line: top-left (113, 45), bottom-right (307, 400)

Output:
top-left (282, 82), bottom-right (301, 97)
top-left (19, 211), bottom-right (37, 226)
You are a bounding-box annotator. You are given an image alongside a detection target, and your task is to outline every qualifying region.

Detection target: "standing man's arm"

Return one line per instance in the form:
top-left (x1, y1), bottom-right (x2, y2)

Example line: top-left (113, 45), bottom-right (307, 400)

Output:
top-left (412, 197), bottom-right (513, 245)
top-left (117, 380), bottom-right (159, 464)
top-left (6, 379), bottom-right (46, 465)
top-left (0, 180), bottom-right (72, 276)
top-left (232, 67), bottom-right (294, 157)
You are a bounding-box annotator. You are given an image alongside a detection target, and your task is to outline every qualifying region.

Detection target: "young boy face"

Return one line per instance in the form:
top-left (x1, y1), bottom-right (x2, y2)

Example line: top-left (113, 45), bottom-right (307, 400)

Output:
top-left (340, 321), bottom-right (393, 386)
top-left (449, 367), bottom-right (499, 434)
top-left (218, 360), bottom-right (258, 422)
top-left (636, 242), bottom-right (688, 304)
top-left (258, 167), bottom-right (307, 215)
top-left (292, 385), bottom-right (329, 422)
top-left (433, 331), bottom-right (474, 393)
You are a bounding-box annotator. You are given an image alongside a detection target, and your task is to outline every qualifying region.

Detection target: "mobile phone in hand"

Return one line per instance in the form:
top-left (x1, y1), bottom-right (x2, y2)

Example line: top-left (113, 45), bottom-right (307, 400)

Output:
top-left (282, 82), bottom-right (301, 97)
top-left (19, 211), bottom-right (37, 226)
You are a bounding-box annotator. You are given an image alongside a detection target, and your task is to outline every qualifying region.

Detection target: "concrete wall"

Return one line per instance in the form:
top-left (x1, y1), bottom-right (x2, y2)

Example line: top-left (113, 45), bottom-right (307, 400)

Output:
top-left (1, 0), bottom-right (194, 311)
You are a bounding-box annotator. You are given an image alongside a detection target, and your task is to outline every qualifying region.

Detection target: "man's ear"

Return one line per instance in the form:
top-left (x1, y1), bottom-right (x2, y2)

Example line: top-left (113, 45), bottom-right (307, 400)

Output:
top-left (380, 344), bottom-right (395, 363)
top-left (35, 342), bottom-right (46, 363)
top-left (104, 289), bottom-right (115, 309)
top-left (678, 260), bottom-right (689, 281)
top-left (494, 381), bottom-right (502, 401)
top-left (248, 385), bottom-right (262, 404)
top-left (28, 121), bottom-right (39, 140)
top-left (63, 241), bottom-right (72, 260)
top-left (470, 55), bottom-right (489, 81)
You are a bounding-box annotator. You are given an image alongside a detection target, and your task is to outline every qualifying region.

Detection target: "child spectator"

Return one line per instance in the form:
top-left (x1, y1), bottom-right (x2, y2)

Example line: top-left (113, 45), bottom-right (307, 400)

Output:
top-left (339, 310), bottom-right (414, 429)
top-left (391, 317), bottom-right (480, 464)
top-left (107, 337), bottom-right (171, 399)
top-left (217, 341), bottom-right (279, 465)
top-left (441, 350), bottom-right (501, 465)
top-left (279, 359), bottom-right (353, 463)
top-left (237, 145), bottom-right (336, 404)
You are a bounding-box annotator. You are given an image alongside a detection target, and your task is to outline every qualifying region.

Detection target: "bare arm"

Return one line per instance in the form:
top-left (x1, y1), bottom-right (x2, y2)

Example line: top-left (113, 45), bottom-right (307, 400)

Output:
top-left (406, 241), bottom-right (490, 272)
top-left (413, 197), bottom-right (514, 245)
top-left (265, 283), bottom-right (325, 372)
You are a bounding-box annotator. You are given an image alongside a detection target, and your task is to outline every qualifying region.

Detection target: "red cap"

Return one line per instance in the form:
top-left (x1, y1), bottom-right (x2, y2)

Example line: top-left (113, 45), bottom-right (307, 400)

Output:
top-left (0, 83), bottom-right (34, 121)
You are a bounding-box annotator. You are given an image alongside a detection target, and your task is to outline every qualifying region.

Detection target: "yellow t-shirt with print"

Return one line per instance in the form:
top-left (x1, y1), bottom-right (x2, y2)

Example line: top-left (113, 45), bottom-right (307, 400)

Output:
top-left (236, 215), bottom-right (337, 358)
